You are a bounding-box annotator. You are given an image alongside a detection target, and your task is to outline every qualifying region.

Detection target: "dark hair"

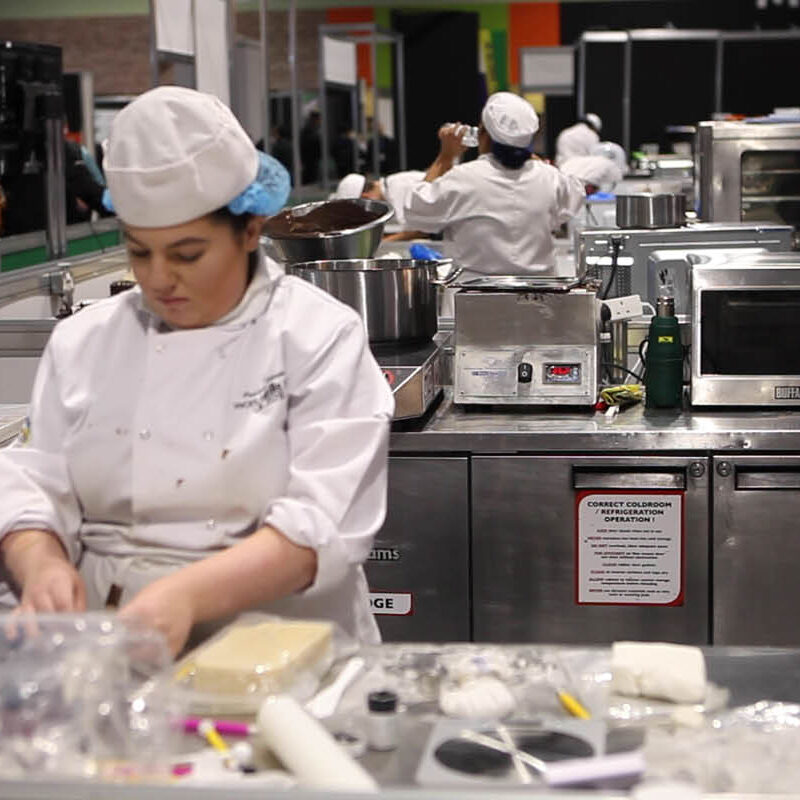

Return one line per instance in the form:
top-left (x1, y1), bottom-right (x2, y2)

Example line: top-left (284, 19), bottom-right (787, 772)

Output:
top-left (580, 116), bottom-right (600, 135)
top-left (209, 206), bottom-right (260, 279)
top-left (490, 140), bottom-right (532, 170)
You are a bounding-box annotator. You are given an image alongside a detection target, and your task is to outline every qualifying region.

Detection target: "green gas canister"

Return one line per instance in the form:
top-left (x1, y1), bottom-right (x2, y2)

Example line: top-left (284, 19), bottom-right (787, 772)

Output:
top-left (645, 294), bottom-right (683, 409)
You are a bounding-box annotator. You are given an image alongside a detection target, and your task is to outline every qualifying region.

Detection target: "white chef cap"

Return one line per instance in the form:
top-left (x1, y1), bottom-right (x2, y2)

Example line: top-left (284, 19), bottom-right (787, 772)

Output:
top-left (103, 86), bottom-right (261, 227)
top-left (481, 92), bottom-right (539, 149)
top-left (334, 173), bottom-right (366, 200)
top-left (585, 113), bottom-right (603, 133)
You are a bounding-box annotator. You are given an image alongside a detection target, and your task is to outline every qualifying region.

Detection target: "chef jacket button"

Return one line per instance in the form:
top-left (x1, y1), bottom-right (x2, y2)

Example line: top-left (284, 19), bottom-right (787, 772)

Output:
top-left (206, 519), bottom-right (216, 530)
top-left (139, 428), bottom-right (151, 440)
top-left (155, 344), bottom-right (164, 353)
top-left (203, 430), bottom-right (214, 441)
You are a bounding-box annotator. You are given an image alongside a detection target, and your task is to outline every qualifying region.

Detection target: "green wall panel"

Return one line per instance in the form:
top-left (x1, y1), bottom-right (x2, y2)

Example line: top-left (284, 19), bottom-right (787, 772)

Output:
top-left (1, 230), bottom-right (121, 273)
top-left (0, 0), bottom-right (147, 19)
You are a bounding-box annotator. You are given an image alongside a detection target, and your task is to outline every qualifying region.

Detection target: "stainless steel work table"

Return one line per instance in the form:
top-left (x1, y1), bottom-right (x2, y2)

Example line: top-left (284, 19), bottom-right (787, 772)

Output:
top-left (1, 646), bottom-right (799, 800)
top-left (389, 392), bottom-right (800, 453)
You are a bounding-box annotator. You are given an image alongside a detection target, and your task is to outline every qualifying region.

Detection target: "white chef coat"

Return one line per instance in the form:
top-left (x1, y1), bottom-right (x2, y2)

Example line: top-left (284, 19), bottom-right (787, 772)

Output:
top-left (560, 155), bottom-right (623, 189)
top-left (556, 122), bottom-right (601, 166)
top-left (404, 154), bottom-right (585, 282)
top-left (0, 252), bottom-right (394, 645)
top-left (382, 170), bottom-right (425, 228)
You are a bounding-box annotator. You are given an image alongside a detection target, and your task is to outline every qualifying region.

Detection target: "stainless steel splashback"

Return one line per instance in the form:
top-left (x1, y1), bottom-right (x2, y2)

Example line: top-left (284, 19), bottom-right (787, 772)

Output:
top-left (578, 221), bottom-right (794, 305)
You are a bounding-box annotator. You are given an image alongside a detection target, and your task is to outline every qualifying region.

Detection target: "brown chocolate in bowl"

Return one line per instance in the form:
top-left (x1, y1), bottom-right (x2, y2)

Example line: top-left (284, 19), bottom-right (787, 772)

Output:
top-left (264, 200), bottom-right (383, 238)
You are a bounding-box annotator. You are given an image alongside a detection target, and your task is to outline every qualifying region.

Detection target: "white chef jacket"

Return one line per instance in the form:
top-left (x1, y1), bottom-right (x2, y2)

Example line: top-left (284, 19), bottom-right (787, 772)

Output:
top-left (556, 122), bottom-right (601, 166)
top-left (404, 154), bottom-right (585, 282)
top-left (382, 170), bottom-right (425, 228)
top-left (560, 155), bottom-right (623, 189)
top-left (0, 252), bottom-right (394, 645)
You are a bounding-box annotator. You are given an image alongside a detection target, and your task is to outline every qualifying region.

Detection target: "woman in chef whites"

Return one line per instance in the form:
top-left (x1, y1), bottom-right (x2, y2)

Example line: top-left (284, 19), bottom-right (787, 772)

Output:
top-left (0, 86), bottom-right (394, 655)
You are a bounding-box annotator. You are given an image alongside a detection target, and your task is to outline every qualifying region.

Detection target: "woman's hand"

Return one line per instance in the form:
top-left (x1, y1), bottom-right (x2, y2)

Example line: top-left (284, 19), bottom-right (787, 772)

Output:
top-left (1, 530), bottom-right (86, 613)
top-left (438, 123), bottom-right (468, 162)
top-left (119, 575), bottom-right (196, 657)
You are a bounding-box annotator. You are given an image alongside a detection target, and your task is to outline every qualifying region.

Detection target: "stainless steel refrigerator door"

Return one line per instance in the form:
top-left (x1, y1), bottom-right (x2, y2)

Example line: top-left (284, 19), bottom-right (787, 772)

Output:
top-left (366, 456), bottom-right (470, 642)
top-left (713, 455), bottom-right (800, 646)
top-left (472, 455), bottom-right (710, 644)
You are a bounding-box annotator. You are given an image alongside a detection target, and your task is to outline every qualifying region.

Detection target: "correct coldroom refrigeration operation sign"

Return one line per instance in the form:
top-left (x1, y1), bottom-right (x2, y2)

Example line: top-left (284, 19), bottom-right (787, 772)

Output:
top-left (575, 490), bottom-right (684, 605)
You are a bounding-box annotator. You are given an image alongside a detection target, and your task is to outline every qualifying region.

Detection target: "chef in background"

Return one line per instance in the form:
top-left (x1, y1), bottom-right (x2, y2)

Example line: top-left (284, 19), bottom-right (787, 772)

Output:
top-left (556, 113), bottom-right (603, 165)
top-left (333, 170), bottom-right (427, 240)
top-left (404, 92), bottom-right (585, 285)
top-left (560, 141), bottom-right (628, 195)
top-left (0, 86), bottom-right (394, 655)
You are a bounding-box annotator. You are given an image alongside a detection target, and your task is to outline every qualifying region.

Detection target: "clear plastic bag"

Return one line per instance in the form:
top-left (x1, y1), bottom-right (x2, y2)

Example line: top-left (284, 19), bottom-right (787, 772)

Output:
top-left (0, 612), bottom-right (180, 780)
top-left (172, 613), bottom-right (355, 716)
top-left (643, 701), bottom-right (800, 793)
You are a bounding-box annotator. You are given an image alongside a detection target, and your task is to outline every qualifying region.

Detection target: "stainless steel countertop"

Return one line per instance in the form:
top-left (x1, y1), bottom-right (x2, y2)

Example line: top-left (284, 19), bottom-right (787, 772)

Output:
top-left (390, 391), bottom-right (800, 453)
top-left (2, 645), bottom-right (800, 799)
top-left (0, 405), bottom-right (26, 446)
top-left (6, 395), bottom-right (800, 454)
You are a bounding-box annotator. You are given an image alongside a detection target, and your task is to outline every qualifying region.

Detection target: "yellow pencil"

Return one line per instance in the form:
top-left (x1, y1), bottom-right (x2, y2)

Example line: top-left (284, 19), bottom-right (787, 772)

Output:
top-left (197, 719), bottom-right (236, 768)
top-left (557, 689), bottom-right (592, 720)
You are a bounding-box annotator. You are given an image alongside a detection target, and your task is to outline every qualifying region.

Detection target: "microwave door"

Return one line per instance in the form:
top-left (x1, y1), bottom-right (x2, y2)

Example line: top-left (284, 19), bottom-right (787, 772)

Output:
top-left (700, 289), bottom-right (800, 376)
top-left (694, 286), bottom-right (800, 406)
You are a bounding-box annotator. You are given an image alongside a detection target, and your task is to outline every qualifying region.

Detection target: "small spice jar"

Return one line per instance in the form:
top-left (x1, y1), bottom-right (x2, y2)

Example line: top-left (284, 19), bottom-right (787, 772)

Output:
top-left (366, 689), bottom-right (398, 751)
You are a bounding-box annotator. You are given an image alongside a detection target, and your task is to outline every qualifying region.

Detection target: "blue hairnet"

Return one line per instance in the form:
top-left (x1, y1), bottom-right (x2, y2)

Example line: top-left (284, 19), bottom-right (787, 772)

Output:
top-left (228, 152), bottom-right (290, 216)
top-left (101, 151), bottom-right (290, 219)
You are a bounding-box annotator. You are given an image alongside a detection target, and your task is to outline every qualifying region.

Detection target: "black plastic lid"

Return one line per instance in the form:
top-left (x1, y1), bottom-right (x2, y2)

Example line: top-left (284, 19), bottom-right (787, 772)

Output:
top-left (367, 689), bottom-right (397, 712)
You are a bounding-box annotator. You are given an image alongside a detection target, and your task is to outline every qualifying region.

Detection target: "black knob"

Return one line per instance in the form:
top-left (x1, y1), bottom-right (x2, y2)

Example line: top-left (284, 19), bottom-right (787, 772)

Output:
top-left (518, 362), bottom-right (533, 383)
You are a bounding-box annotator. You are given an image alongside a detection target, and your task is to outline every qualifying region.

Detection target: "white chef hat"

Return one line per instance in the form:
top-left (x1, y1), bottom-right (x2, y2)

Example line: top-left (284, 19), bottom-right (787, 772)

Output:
top-left (333, 173), bottom-right (366, 200)
top-left (481, 92), bottom-right (539, 149)
top-left (103, 86), bottom-right (288, 227)
top-left (585, 113), bottom-right (603, 133)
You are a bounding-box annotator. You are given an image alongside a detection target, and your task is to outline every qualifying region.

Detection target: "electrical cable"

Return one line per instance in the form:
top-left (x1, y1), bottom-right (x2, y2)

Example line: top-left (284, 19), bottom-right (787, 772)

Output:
top-left (600, 237), bottom-right (622, 301)
top-left (601, 362), bottom-right (643, 383)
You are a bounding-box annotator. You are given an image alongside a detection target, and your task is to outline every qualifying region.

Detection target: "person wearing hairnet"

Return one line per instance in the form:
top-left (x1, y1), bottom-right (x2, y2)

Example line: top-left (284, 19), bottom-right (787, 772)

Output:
top-left (0, 87), bottom-right (394, 655)
top-left (555, 113), bottom-right (603, 165)
top-left (333, 170), bottom-right (426, 239)
top-left (403, 92), bottom-right (585, 287)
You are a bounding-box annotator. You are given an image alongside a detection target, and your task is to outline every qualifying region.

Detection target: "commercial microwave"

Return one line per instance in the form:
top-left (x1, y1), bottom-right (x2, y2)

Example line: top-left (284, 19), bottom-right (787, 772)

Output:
top-left (691, 251), bottom-right (800, 406)
top-left (695, 121), bottom-right (800, 231)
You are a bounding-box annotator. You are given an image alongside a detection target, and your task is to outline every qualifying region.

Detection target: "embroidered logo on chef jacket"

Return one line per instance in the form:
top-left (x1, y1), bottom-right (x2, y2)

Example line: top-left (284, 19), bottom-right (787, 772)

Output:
top-left (234, 372), bottom-right (286, 413)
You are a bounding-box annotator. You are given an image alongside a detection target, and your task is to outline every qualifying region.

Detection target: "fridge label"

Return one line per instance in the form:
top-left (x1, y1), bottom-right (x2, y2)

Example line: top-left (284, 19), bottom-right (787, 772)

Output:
top-left (369, 592), bottom-right (413, 615)
top-left (575, 490), bottom-right (684, 606)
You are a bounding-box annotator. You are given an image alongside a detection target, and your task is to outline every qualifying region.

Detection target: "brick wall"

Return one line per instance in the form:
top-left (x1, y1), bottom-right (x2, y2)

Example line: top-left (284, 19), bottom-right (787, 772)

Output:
top-left (2, 10), bottom-right (325, 97)
top-left (2, 16), bottom-right (153, 95)
top-left (237, 10), bottom-right (326, 92)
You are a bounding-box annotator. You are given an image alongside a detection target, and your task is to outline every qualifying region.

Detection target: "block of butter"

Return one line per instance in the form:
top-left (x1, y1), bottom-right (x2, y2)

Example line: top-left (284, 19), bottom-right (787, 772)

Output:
top-left (183, 620), bottom-right (333, 696)
top-left (611, 641), bottom-right (707, 705)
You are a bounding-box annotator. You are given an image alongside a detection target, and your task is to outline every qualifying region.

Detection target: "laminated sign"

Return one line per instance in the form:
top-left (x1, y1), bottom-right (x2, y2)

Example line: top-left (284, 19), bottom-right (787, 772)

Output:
top-left (575, 490), bottom-right (684, 606)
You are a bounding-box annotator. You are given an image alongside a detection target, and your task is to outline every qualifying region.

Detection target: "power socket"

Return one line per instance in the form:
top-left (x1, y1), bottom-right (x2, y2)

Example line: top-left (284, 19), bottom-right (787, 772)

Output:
top-left (601, 295), bottom-right (643, 322)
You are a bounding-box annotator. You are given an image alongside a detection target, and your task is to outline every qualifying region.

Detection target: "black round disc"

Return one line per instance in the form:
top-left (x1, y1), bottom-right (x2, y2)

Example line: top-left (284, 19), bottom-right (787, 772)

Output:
top-left (434, 738), bottom-right (512, 776)
top-left (516, 729), bottom-right (595, 761)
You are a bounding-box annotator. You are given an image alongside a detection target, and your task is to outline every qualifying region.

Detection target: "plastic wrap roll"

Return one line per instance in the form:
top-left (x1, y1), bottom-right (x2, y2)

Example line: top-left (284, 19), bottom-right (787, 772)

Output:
top-left (257, 695), bottom-right (378, 792)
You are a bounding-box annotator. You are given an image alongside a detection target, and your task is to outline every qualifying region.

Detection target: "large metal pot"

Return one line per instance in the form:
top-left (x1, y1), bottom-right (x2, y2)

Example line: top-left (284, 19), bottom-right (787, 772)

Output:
top-left (287, 258), bottom-right (461, 343)
top-left (266, 199), bottom-right (393, 263)
top-left (616, 193), bottom-right (687, 229)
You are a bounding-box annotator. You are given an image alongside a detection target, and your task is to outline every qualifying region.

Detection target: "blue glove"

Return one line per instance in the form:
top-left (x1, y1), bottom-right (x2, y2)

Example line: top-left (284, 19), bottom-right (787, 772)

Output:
top-left (409, 243), bottom-right (444, 261)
